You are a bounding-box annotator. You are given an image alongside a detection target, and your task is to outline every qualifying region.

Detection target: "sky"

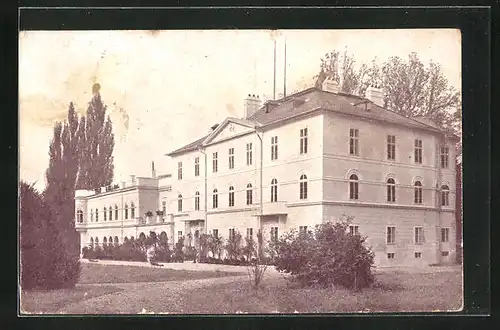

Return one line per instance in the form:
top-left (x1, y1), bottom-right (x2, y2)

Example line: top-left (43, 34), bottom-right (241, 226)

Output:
top-left (19, 29), bottom-right (461, 192)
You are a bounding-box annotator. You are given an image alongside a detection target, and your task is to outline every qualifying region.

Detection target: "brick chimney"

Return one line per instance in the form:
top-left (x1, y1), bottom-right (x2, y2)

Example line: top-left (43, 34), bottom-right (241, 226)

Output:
top-left (322, 77), bottom-right (341, 93)
top-left (365, 84), bottom-right (384, 107)
top-left (244, 94), bottom-right (262, 119)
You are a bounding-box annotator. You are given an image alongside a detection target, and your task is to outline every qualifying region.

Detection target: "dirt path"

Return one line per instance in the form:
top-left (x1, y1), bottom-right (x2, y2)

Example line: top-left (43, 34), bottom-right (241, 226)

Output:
top-left (59, 275), bottom-right (251, 314)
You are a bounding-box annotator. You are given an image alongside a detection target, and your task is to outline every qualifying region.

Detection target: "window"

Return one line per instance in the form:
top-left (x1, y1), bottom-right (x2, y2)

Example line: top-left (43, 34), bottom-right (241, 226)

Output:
top-left (246, 228), bottom-right (253, 241)
top-left (177, 161), bottom-right (183, 180)
top-left (387, 135), bottom-right (396, 160)
top-left (162, 201), bottom-right (167, 215)
top-left (441, 185), bottom-right (450, 206)
top-left (228, 186), bottom-right (235, 207)
top-left (440, 146), bottom-right (449, 169)
top-left (271, 136), bottom-right (278, 160)
top-left (131, 202), bottom-right (135, 219)
top-left (194, 157), bottom-right (200, 177)
top-left (90, 237), bottom-right (94, 248)
top-left (349, 128), bottom-right (359, 155)
top-left (414, 139), bottom-right (423, 164)
top-left (115, 205), bottom-right (118, 220)
top-left (299, 174), bottom-right (308, 200)
top-left (212, 152), bottom-right (218, 173)
top-left (90, 210), bottom-right (94, 222)
top-left (228, 148), bottom-right (234, 169)
top-left (114, 236), bottom-right (119, 245)
top-left (109, 206), bottom-right (113, 221)
top-left (414, 227), bottom-right (424, 245)
top-left (414, 252), bottom-right (422, 258)
top-left (177, 195), bottom-right (183, 212)
top-left (300, 128), bottom-right (308, 154)
top-left (271, 179), bottom-right (278, 202)
top-left (271, 227), bottom-right (279, 241)
top-left (212, 189), bottom-right (218, 208)
top-left (349, 225), bottom-right (359, 236)
top-left (246, 143), bottom-right (253, 165)
top-left (194, 192), bottom-right (200, 211)
top-left (229, 228), bottom-right (236, 240)
top-left (387, 226), bottom-right (396, 244)
top-left (103, 237), bottom-right (107, 247)
top-left (387, 178), bottom-right (396, 202)
top-left (246, 184), bottom-right (253, 205)
top-left (414, 181), bottom-right (423, 204)
top-left (441, 251), bottom-right (449, 257)
top-left (94, 237), bottom-right (99, 247)
top-left (299, 226), bottom-right (308, 236)
top-left (212, 229), bottom-right (218, 238)
top-left (387, 253), bottom-right (395, 259)
top-left (95, 208), bottom-right (99, 222)
top-left (349, 174), bottom-right (359, 200)
top-left (178, 231), bottom-right (183, 242)
top-left (77, 210), bottom-right (83, 223)
top-left (103, 207), bottom-right (107, 221)
top-left (441, 228), bottom-right (450, 243)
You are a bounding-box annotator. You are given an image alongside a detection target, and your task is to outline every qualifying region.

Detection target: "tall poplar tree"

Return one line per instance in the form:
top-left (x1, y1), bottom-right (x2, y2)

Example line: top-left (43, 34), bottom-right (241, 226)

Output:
top-left (77, 83), bottom-right (115, 189)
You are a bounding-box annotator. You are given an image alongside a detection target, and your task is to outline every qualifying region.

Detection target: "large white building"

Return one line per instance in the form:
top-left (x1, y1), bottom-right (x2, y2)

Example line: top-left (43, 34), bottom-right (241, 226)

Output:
top-left (75, 80), bottom-right (459, 267)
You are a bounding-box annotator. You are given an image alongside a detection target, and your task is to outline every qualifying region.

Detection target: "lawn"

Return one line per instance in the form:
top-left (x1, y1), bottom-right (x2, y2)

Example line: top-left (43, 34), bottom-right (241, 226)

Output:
top-left (20, 262), bottom-right (239, 314)
top-left (179, 269), bottom-right (463, 314)
top-left (79, 263), bottom-right (238, 284)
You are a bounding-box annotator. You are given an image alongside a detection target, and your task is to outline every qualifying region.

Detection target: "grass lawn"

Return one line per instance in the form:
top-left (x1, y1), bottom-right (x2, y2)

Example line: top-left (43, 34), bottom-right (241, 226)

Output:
top-left (20, 262), bottom-right (239, 314)
top-left (180, 269), bottom-right (463, 313)
top-left (20, 285), bottom-right (123, 314)
top-left (79, 263), bottom-right (238, 284)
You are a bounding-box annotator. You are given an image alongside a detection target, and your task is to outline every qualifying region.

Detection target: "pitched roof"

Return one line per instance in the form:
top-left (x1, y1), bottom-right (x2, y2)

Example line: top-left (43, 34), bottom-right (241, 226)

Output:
top-left (248, 88), bottom-right (439, 132)
top-left (166, 134), bottom-right (210, 156)
top-left (167, 87), bottom-right (447, 157)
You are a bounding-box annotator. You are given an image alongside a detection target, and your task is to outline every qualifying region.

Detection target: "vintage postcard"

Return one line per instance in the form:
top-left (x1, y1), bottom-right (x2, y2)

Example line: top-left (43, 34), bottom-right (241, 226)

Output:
top-left (19, 29), bottom-right (463, 314)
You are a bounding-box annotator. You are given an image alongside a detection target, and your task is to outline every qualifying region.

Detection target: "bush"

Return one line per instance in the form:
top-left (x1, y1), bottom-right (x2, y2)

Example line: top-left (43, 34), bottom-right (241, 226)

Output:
top-left (20, 181), bottom-right (81, 290)
top-left (272, 217), bottom-right (375, 290)
top-left (225, 231), bottom-right (243, 261)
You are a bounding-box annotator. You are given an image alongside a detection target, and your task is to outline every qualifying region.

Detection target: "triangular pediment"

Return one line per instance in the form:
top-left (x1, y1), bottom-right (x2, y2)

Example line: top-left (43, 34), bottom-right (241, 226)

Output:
top-left (203, 117), bottom-right (258, 145)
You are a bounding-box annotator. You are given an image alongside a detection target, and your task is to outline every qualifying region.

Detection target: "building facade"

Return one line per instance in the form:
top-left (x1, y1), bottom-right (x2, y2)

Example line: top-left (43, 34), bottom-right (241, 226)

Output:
top-left (75, 82), bottom-right (459, 267)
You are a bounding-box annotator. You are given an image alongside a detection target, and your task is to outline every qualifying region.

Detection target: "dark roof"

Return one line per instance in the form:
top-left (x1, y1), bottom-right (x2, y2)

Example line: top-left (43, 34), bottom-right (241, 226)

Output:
top-left (248, 88), bottom-right (438, 132)
top-left (166, 134), bottom-right (210, 156)
top-left (167, 87), bottom-right (445, 157)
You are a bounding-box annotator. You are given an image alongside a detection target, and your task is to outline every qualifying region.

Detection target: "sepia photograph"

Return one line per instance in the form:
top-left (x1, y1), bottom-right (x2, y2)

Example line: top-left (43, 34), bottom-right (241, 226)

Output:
top-left (19, 28), bottom-right (463, 314)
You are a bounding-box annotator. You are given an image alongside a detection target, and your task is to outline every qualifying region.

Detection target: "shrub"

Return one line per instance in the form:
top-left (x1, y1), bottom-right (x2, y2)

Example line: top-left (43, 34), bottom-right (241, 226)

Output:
top-left (225, 231), bottom-right (243, 261)
top-left (208, 234), bottom-right (223, 260)
top-left (20, 181), bottom-right (81, 290)
top-left (173, 237), bottom-right (185, 262)
top-left (272, 217), bottom-right (375, 290)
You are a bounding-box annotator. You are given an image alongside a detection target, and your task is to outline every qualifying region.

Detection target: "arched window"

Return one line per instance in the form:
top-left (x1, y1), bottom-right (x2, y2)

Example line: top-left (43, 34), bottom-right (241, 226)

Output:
top-left (229, 186), bottom-right (235, 207)
top-left (178, 194), bottom-right (183, 212)
top-left (349, 174), bottom-right (359, 200)
top-left (194, 192), bottom-right (200, 211)
top-left (109, 236), bottom-right (113, 246)
top-left (414, 181), bottom-right (423, 204)
top-left (159, 231), bottom-right (168, 244)
top-left (114, 236), bottom-right (119, 245)
top-left (124, 204), bottom-right (128, 219)
top-left (441, 185), bottom-right (450, 206)
top-left (109, 206), bottom-right (113, 221)
top-left (387, 178), bottom-right (396, 202)
top-left (103, 237), bottom-right (107, 247)
top-left (246, 184), bottom-right (253, 205)
top-left (90, 237), bottom-right (94, 249)
top-left (103, 207), bottom-right (107, 221)
top-left (271, 179), bottom-right (278, 202)
top-left (95, 208), bottom-right (99, 222)
top-left (139, 232), bottom-right (146, 245)
top-left (131, 202), bottom-right (135, 219)
top-left (115, 205), bottom-right (119, 220)
top-left (213, 189), bottom-right (219, 208)
top-left (94, 237), bottom-right (99, 247)
top-left (77, 209), bottom-right (83, 223)
top-left (299, 175), bottom-right (308, 200)
top-left (123, 237), bottom-right (129, 244)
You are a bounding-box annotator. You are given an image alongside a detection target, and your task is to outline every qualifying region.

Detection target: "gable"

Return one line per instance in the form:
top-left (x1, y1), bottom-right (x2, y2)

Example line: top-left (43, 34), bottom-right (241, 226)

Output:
top-left (208, 121), bottom-right (255, 144)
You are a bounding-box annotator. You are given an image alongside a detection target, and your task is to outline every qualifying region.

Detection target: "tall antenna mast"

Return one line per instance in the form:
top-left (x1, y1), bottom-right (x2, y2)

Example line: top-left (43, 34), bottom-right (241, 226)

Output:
top-left (283, 38), bottom-right (287, 98)
top-left (273, 39), bottom-right (277, 100)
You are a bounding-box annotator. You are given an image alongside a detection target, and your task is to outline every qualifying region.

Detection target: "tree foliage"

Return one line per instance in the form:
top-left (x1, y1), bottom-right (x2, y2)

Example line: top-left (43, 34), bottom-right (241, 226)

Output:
top-left (272, 217), bottom-right (375, 290)
top-left (225, 231), bottom-right (243, 260)
top-left (20, 181), bottom-right (81, 290)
